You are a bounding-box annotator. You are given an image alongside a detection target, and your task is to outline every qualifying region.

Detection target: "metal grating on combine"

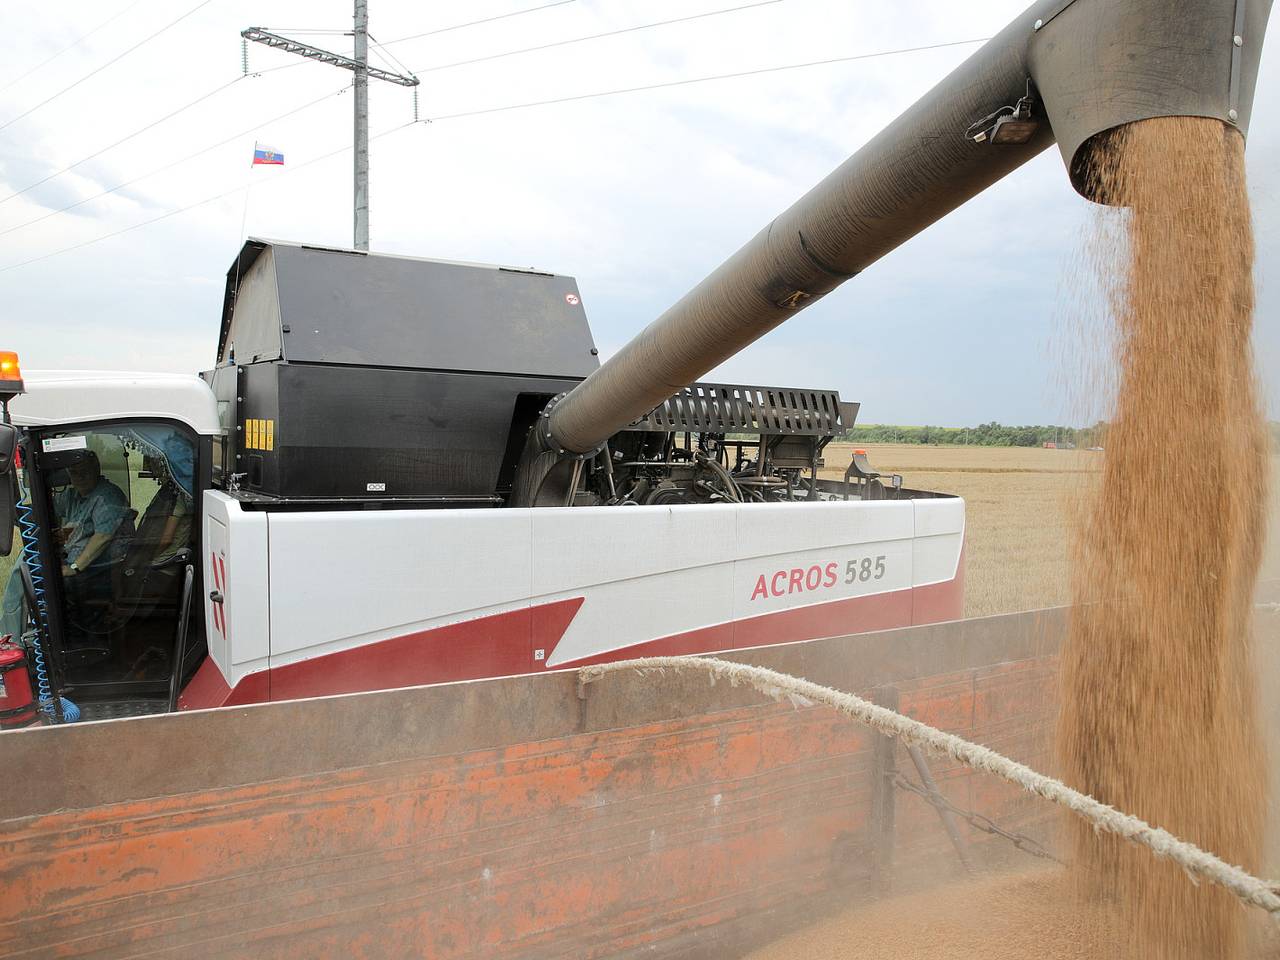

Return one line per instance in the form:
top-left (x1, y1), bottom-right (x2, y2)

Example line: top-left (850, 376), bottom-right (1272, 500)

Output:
top-left (77, 700), bottom-right (170, 722)
top-left (630, 382), bottom-right (857, 436)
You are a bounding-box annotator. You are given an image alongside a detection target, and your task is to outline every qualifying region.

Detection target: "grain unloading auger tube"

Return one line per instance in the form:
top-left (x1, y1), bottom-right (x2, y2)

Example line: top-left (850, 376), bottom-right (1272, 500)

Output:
top-left (512, 0), bottom-right (1274, 503)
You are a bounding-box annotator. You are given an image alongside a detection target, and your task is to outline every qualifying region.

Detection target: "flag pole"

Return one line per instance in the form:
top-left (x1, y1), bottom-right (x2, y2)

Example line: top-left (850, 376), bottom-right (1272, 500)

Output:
top-left (229, 143), bottom-right (256, 359)
top-left (239, 142), bottom-right (255, 246)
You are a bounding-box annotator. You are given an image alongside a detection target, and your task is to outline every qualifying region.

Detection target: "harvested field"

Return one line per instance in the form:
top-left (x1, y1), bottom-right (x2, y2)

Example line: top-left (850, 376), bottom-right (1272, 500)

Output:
top-left (822, 442), bottom-right (1100, 619)
top-left (826, 442), bottom-right (1280, 619)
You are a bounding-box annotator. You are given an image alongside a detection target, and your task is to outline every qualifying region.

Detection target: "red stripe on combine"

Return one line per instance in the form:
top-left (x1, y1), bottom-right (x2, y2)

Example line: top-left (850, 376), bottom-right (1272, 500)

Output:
top-left (552, 588), bottom-right (912, 669)
top-left (912, 545), bottom-right (966, 626)
top-left (209, 551), bottom-right (224, 636)
top-left (267, 597), bottom-right (586, 702)
top-left (215, 554), bottom-right (229, 638)
top-left (178, 658), bottom-right (269, 710)
top-left (183, 567), bottom-right (963, 708)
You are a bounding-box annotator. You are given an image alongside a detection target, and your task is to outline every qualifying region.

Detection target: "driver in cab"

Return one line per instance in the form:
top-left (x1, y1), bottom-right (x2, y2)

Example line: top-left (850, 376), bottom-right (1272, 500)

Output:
top-left (1, 450), bottom-right (130, 640)
top-left (55, 451), bottom-right (130, 580)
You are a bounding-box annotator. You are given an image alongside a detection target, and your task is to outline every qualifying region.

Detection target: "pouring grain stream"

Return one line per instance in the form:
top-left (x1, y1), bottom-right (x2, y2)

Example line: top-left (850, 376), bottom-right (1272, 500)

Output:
top-left (744, 114), bottom-right (1271, 960)
top-left (1058, 115), bottom-right (1269, 958)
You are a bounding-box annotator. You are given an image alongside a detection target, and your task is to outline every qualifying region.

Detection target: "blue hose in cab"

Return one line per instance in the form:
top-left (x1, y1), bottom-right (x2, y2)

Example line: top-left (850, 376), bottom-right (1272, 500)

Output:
top-left (14, 490), bottom-right (79, 723)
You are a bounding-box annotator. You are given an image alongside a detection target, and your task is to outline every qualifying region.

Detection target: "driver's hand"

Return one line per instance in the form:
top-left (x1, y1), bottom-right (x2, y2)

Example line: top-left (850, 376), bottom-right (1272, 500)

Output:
top-left (61, 564), bottom-right (76, 578)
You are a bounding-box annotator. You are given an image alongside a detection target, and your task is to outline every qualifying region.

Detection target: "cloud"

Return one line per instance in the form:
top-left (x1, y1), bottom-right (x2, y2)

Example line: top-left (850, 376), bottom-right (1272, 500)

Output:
top-left (1, 0), bottom-right (1277, 426)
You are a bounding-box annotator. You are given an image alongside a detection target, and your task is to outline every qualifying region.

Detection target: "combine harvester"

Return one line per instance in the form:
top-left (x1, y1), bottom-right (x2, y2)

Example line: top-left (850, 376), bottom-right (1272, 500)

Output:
top-left (0, 239), bottom-right (962, 717)
top-left (0, 0), bottom-right (1270, 955)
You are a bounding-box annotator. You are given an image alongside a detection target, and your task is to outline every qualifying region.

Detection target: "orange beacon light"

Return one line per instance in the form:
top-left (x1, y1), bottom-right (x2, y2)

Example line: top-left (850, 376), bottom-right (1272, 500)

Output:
top-left (0, 351), bottom-right (25, 401)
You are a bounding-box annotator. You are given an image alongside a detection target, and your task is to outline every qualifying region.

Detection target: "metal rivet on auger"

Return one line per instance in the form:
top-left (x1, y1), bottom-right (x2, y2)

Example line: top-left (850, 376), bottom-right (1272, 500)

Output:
top-left (1034, 18), bottom-right (1043, 29)
top-left (1234, 35), bottom-right (1244, 46)
top-left (1229, 109), bottom-right (1240, 121)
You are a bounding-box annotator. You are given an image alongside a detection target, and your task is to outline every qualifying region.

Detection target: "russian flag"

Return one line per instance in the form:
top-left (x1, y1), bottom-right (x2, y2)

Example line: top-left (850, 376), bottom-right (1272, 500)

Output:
top-left (252, 142), bottom-right (284, 165)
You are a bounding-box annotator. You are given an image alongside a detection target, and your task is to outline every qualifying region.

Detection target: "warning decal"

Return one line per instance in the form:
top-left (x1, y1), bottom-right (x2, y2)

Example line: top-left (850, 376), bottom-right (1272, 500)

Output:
top-left (243, 419), bottom-right (276, 452)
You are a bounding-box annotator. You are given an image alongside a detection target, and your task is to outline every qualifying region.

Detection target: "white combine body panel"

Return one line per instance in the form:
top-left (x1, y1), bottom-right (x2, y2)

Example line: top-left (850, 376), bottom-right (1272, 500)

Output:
top-left (184, 492), bottom-right (963, 707)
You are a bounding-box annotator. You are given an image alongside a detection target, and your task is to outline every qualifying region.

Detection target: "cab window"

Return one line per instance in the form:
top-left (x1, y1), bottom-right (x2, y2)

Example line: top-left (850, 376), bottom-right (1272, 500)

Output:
top-left (41, 424), bottom-right (197, 684)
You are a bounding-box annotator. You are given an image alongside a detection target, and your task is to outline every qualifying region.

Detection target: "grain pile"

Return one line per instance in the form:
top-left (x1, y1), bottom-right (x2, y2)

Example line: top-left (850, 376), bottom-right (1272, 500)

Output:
top-left (744, 868), bottom-right (1121, 960)
top-left (1058, 116), bottom-right (1268, 958)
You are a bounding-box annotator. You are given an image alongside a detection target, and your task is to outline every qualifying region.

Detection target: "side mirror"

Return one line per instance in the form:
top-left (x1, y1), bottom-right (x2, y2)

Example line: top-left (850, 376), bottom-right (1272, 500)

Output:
top-left (0, 424), bottom-right (15, 558)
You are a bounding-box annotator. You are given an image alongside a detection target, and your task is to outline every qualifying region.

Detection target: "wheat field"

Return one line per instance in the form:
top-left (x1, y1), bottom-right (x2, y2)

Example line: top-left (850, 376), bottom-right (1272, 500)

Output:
top-left (824, 443), bottom-right (1280, 618)
top-left (822, 443), bottom-right (1100, 619)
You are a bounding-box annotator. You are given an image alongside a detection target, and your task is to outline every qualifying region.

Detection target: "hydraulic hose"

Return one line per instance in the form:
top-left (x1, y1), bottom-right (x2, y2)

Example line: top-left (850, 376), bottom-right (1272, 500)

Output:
top-left (14, 484), bottom-right (79, 723)
top-left (696, 452), bottom-right (743, 503)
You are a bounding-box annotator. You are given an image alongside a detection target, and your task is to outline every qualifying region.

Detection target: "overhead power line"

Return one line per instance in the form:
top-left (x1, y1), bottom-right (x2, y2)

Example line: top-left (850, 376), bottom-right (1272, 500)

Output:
top-left (0, 0), bottom-right (217, 134)
top-left (426, 37), bottom-right (990, 121)
top-left (368, 44), bottom-right (400, 77)
top-left (411, 0), bottom-right (783, 75)
top-left (240, 9), bottom-right (419, 255)
top-left (0, 76), bottom-right (244, 207)
top-left (250, 0), bottom-right (578, 78)
top-left (250, 49), bottom-right (354, 77)
top-left (242, 28), bottom-right (419, 87)
top-left (380, 0), bottom-right (577, 48)
top-left (367, 34), bottom-right (416, 79)
top-left (0, 36), bottom-right (990, 275)
top-left (240, 28), bottom-right (419, 87)
top-left (0, 85), bottom-right (351, 241)
top-left (0, 122), bottom-right (417, 276)
top-left (262, 1), bottom-right (778, 82)
top-left (0, 0), bottom-right (150, 96)
top-left (259, 28), bottom-right (349, 36)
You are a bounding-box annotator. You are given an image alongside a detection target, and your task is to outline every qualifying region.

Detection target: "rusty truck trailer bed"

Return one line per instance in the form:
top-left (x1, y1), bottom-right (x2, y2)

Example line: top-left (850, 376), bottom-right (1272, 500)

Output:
top-left (0, 610), bottom-right (1064, 959)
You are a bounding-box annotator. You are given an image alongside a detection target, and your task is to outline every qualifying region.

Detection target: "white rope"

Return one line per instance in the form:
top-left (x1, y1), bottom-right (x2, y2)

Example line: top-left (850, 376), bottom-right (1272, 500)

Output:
top-left (578, 655), bottom-right (1280, 917)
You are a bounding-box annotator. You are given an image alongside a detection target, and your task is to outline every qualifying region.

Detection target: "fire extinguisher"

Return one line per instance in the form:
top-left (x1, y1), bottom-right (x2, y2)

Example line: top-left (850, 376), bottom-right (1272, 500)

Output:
top-left (0, 636), bottom-right (38, 729)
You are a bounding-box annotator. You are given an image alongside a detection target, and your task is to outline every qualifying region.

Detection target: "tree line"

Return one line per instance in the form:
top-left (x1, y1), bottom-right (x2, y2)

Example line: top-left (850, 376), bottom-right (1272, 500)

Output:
top-left (844, 422), bottom-right (1280, 448)
top-left (841, 421), bottom-right (1109, 448)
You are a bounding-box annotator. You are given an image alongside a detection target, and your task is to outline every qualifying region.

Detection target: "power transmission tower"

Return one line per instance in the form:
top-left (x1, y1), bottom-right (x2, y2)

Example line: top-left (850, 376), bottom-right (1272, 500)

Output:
top-left (242, 2), bottom-right (418, 251)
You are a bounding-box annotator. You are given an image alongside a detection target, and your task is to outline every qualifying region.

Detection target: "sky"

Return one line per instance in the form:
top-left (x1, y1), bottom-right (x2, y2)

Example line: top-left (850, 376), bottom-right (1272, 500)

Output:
top-left (0, 0), bottom-right (1276, 427)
